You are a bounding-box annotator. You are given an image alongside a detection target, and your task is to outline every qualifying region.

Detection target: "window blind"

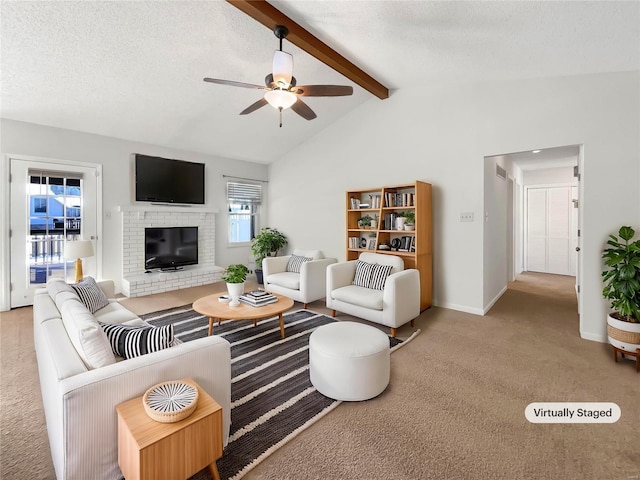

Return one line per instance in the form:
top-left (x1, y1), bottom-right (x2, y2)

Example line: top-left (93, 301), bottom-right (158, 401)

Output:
top-left (227, 182), bottom-right (262, 204)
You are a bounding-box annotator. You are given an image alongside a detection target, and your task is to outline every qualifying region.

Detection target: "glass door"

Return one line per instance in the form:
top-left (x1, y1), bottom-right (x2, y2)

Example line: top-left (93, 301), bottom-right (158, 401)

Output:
top-left (10, 158), bottom-right (99, 307)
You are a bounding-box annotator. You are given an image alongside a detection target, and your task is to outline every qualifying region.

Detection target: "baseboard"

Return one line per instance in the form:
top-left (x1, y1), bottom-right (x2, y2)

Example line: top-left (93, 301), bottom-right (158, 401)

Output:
top-left (580, 330), bottom-right (607, 344)
top-left (432, 300), bottom-right (484, 316)
top-left (483, 286), bottom-right (508, 315)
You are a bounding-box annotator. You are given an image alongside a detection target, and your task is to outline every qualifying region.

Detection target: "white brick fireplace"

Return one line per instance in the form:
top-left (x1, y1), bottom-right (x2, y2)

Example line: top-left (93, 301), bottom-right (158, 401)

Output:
top-left (118, 206), bottom-right (223, 297)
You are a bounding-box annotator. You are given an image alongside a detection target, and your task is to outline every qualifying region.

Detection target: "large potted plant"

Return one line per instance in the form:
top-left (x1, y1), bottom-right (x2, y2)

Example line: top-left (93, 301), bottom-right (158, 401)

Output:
top-left (602, 225), bottom-right (640, 358)
top-left (222, 264), bottom-right (250, 307)
top-left (251, 228), bottom-right (288, 285)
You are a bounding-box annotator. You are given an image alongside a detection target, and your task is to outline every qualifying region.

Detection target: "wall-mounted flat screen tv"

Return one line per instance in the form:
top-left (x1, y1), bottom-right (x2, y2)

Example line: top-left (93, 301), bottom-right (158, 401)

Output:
top-left (135, 154), bottom-right (205, 205)
top-left (145, 226), bottom-right (198, 271)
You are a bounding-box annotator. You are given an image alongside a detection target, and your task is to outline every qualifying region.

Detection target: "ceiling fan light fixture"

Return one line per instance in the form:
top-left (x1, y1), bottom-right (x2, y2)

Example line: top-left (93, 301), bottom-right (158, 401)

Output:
top-left (272, 50), bottom-right (293, 87)
top-left (264, 89), bottom-right (297, 110)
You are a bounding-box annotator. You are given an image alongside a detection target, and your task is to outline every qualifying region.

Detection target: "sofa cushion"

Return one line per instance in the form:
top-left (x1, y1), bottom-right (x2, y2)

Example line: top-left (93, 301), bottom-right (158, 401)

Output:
top-left (93, 301), bottom-right (141, 324)
top-left (286, 255), bottom-right (312, 273)
top-left (266, 272), bottom-right (301, 290)
top-left (293, 249), bottom-right (323, 260)
top-left (47, 278), bottom-right (80, 310)
top-left (100, 322), bottom-right (174, 360)
top-left (60, 299), bottom-right (116, 369)
top-left (331, 285), bottom-right (384, 310)
top-left (71, 276), bottom-right (109, 313)
top-left (353, 260), bottom-right (375, 288)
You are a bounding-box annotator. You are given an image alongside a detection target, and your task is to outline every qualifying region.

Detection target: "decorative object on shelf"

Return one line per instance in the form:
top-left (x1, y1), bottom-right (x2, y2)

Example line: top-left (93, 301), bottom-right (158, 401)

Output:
top-left (391, 238), bottom-right (401, 250)
top-left (395, 216), bottom-right (406, 231)
top-left (143, 380), bottom-right (199, 423)
top-left (64, 240), bottom-right (94, 283)
top-left (251, 227), bottom-right (288, 285)
top-left (402, 211), bottom-right (416, 230)
top-left (358, 215), bottom-right (373, 228)
top-left (602, 225), bottom-right (640, 368)
top-left (222, 264), bottom-right (250, 306)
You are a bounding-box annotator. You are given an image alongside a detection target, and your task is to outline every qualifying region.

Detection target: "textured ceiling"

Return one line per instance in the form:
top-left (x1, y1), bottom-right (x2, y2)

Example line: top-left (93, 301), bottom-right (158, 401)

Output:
top-left (1, 1), bottom-right (638, 164)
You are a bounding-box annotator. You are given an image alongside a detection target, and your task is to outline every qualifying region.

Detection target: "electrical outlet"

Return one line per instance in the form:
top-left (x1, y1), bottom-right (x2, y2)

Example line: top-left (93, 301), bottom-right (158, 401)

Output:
top-left (460, 212), bottom-right (474, 222)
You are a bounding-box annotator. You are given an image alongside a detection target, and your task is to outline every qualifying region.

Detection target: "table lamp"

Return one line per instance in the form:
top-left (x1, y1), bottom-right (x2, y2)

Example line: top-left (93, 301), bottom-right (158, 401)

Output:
top-left (64, 240), bottom-right (94, 283)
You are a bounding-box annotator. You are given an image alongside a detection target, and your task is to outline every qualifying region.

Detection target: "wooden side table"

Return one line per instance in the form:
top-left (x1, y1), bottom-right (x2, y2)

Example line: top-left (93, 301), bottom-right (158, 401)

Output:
top-left (116, 378), bottom-right (223, 480)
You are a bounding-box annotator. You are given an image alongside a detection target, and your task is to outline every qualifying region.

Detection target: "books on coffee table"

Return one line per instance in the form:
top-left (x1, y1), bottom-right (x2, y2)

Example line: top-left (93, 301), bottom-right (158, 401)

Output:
top-left (239, 290), bottom-right (278, 307)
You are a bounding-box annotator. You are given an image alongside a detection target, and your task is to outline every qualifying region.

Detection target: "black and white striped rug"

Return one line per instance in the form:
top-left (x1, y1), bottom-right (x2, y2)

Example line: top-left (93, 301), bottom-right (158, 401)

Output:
top-left (142, 307), bottom-right (417, 480)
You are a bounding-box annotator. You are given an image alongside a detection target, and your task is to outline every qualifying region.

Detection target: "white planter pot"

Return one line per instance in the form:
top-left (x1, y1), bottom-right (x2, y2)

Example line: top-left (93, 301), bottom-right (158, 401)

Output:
top-left (226, 282), bottom-right (245, 307)
top-left (607, 314), bottom-right (640, 353)
top-left (395, 217), bottom-right (406, 230)
top-left (404, 224), bottom-right (415, 231)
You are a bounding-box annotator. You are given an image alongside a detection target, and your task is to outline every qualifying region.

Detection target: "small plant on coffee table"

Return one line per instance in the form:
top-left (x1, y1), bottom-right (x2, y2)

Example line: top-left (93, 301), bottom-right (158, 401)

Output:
top-left (221, 264), bottom-right (250, 284)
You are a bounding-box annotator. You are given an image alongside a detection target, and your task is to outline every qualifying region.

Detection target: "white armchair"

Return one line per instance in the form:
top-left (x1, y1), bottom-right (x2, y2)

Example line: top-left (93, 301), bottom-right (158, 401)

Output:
top-left (326, 252), bottom-right (420, 337)
top-left (263, 249), bottom-right (337, 308)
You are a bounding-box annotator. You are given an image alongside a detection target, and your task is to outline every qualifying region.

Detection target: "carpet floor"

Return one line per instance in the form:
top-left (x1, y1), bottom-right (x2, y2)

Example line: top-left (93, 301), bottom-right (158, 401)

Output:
top-left (2, 273), bottom-right (639, 480)
top-left (141, 307), bottom-right (410, 480)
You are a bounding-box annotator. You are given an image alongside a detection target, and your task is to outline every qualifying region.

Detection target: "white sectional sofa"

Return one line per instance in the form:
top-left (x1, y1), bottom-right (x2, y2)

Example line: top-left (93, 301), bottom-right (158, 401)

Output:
top-left (33, 278), bottom-right (231, 480)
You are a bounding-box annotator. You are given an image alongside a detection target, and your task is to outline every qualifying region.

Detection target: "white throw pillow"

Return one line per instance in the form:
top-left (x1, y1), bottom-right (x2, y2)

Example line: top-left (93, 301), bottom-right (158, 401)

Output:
top-left (60, 299), bottom-right (116, 369)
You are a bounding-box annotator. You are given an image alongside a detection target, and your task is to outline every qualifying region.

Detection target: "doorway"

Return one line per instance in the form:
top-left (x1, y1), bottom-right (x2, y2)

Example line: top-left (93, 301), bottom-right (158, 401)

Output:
top-left (8, 157), bottom-right (102, 307)
top-left (484, 144), bottom-right (581, 315)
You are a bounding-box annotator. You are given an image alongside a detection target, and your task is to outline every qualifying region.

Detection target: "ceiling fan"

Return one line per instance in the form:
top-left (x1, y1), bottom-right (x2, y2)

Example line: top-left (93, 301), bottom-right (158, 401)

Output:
top-left (203, 25), bottom-right (353, 127)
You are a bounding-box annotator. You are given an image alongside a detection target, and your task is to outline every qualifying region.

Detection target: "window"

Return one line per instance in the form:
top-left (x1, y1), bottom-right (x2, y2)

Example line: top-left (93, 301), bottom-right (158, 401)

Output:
top-left (227, 182), bottom-right (261, 243)
top-left (28, 171), bottom-right (83, 284)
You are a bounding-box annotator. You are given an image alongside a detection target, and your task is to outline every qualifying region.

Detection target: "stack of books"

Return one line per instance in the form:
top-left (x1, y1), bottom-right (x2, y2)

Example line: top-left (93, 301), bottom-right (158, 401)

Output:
top-left (239, 290), bottom-right (278, 307)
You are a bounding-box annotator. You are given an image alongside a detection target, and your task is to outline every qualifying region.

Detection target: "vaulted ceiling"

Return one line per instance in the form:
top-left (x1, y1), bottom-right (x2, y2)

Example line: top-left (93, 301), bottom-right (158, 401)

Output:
top-left (1, 1), bottom-right (638, 164)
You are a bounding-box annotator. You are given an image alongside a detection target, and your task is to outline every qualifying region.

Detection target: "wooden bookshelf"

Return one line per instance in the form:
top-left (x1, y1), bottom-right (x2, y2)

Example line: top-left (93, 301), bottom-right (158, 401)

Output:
top-left (346, 181), bottom-right (432, 311)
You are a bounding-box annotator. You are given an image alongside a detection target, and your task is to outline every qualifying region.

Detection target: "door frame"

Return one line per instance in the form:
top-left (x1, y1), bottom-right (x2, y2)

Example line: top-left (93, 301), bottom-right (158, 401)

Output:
top-left (1, 154), bottom-right (103, 310)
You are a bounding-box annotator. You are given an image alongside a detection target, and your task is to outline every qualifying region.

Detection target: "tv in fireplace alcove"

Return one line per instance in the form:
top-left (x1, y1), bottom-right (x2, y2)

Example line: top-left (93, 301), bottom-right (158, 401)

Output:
top-left (144, 226), bottom-right (198, 271)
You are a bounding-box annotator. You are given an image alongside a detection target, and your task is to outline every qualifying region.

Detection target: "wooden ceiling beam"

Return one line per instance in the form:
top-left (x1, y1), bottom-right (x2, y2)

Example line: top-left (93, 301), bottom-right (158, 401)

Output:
top-left (226, 0), bottom-right (389, 100)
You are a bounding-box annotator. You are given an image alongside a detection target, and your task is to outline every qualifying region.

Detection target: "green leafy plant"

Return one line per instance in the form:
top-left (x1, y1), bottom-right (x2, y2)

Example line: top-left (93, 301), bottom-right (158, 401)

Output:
top-left (221, 264), bottom-right (250, 284)
top-left (401, 211), bottom-right (415, 224)
top-left (251, 227), bottom-right (288, 267)
top-left (358, 215), bottom-right (373, 227)
top-left (602, 226), bottom-right (640, 323)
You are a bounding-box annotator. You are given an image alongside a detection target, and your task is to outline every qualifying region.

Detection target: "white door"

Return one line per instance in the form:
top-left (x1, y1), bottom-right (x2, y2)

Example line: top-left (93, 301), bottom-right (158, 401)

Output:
top-left (9, 158), bottom-right (99, 307)
top-left (526, 185), bottom-right (576, 276)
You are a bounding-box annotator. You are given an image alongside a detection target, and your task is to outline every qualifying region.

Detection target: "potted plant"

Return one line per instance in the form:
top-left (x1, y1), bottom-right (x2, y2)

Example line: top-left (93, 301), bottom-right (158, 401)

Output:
top-left (222, 264), bottom-right (250, 306)
top-left (403, 211), bottom-right (415, 230)
top-left (251, 228), bottom-right (288, 285)
top-left (601, 225), bottom-right (640, 359)
top-left (358, 215), bottom-right (373, 229)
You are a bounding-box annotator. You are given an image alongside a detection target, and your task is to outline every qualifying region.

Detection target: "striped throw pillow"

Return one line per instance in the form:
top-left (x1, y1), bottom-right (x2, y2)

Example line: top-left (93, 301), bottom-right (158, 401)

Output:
top-left (100, 323), bottom-right (174, 359)
top-left (286, 255), bottom-right (312, 273)
top-left (369, 264), bottom-right (393, 290)
top-left (71, 276), bottom-right (109, 313)
top-left (352, 260), bottom-right (375, 288)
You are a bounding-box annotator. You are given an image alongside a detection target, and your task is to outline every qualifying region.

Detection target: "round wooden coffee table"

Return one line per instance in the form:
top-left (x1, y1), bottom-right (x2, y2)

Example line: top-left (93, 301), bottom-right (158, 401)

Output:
top-left (192, 292), bottom-right (294, 339)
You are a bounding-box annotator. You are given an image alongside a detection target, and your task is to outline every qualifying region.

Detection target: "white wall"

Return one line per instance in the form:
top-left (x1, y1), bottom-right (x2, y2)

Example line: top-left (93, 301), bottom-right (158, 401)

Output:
top-left (483, 156), bottom-right (510, 312)
top-left (523, 166), bottom-right (576, 185)
top-left (0, 119), bottom-right (268, 301)
top-left (268, 71), bottom-right (640, 343)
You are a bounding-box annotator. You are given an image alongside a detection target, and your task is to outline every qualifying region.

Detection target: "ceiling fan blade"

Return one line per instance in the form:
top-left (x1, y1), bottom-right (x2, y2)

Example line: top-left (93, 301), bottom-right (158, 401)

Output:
top-left (203, 78), bottom-right (266, 90)
top-left (272, 51), bottom-right (293, 88)
top-left (290, 99), bottom-right (317, 121)
top-left (239, 98), bottom-right (269, 115)
top-left (294, 85), bottom-right (354, 97)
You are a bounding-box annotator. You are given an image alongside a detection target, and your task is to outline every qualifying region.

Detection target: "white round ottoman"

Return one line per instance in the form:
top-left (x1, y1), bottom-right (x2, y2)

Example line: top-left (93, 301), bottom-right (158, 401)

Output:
top-left (309, 321), bottom-right (390, 401)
